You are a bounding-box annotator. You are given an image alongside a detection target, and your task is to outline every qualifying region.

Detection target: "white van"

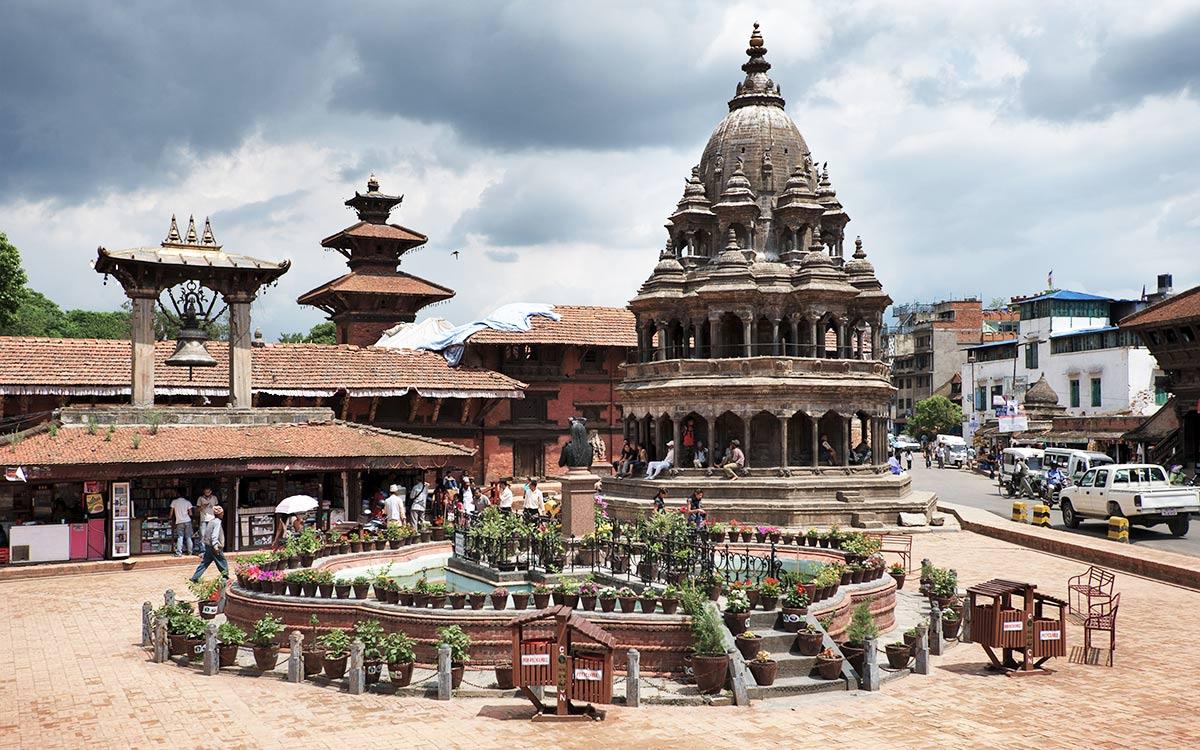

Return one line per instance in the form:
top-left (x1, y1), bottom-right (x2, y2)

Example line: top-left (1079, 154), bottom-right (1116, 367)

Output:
top-left (936, 434), bottom-right (969, 468)
top-left (998, 447), bottom-right (1044, 497)
top-left (1043, 448), bottom-right (1113, 482)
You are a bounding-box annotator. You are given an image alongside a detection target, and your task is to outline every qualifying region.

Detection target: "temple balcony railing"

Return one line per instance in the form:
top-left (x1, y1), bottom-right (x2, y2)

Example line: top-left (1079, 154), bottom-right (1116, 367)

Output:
top-left (623, 356), bottom-right (891, 383)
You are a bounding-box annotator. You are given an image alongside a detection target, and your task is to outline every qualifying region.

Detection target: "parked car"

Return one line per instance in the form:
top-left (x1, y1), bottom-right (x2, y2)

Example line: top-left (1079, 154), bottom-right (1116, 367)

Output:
top-left (1059, 464), bottom-right (1200, 537)
top-left (998, 447), bottom-right (1044, 497)
top-left (1043, 448), bottom-right (1113, 483)
top-left (894, 435), bottom-right (920, 452)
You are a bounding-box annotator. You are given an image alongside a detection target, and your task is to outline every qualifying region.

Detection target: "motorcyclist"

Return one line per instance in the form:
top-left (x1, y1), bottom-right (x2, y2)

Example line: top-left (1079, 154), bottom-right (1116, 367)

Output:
top-left (1044, 464), bottom-right (1065, 502)
top-left (1169, 465), bottom-right (1186, 485)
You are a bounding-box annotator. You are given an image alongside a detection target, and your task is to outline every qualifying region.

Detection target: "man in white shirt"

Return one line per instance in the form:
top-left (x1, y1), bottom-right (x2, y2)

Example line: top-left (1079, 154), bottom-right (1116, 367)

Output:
top-left (169, 493), bottom-right (194, 557)
top-left (195, 487), bottom-right (217, 552)
top-left (409, 474), bottom-right (428, 527)
top-left (383, 484), bottom-right (407, 524)
top-left (645, 440), bottom-right (675, 480)
top-left (459, 477), bottom-right (476, 515)
top-left (190, 505), bottom-right (228, 582)
top-left (524, 479), bottom-right (545, 517)
top-left (498, 479), bottom-right (514, 514)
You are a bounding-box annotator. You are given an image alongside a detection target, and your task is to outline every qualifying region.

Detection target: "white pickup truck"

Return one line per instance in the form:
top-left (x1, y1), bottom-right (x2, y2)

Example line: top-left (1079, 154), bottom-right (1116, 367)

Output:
top-left (1059, 464), bottom-right (1200, 537)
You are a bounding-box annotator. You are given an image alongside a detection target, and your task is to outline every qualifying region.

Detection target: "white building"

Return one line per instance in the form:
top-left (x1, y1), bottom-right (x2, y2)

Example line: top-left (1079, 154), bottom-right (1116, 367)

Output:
top-left (962, 289), bottom-right (1164, 439)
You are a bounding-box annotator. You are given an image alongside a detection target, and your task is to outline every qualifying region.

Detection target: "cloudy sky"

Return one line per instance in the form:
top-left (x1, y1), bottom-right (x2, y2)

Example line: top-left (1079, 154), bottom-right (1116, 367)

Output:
top-left (1, 0), bottom-right (1198, 338)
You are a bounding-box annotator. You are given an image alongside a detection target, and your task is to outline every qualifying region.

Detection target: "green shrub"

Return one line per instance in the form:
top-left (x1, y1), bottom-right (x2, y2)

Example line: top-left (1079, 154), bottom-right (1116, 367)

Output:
top-left (845, 603), bottom-right (878, 646)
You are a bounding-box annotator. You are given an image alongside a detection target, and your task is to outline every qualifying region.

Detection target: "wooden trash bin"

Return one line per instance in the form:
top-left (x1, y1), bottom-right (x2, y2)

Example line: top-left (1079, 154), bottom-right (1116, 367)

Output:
top-left (966, 578), bottom-right (1066, 676)
top-left (518, 637), bottom-right (555, 686)
top-left (569, 648), bottom-right (613, 705)
top-left (510, 604), bottom-right (617, 720)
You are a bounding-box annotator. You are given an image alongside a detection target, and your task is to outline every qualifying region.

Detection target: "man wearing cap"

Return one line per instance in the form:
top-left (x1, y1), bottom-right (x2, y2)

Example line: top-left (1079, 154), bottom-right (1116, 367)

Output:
top-left (644, 440), bottom-right (675, 480)
top-left (383, 484), bottom-right (406, 524)
top-left (190, 505), bottom-right (228, 582)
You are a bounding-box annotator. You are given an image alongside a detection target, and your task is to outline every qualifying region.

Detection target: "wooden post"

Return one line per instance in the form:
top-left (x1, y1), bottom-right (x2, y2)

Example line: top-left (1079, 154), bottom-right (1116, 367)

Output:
top-left (626, 649), bottom-right (640, 708)
top-left (860, 635), bottom-right (880, 691)
top-left (152, 618), bottom-right (169, 663)
top-left (930, 602), bottom-right (944, 656)
top-left (348, 639), bottom-right (365, 695)
top-left (130, 294), bottom-right (156, 407)
top-left (436, 643), bottom-right (452, 700)
top-left (202, 623), bottom-right (220, 676)
top-left (142, 602), bottom-right (153, 648)
top-left (227, 295), bottom-right (253, 408)
top-left (961, 597), bottom-right (973, 643)
top-left (287, 631), bottom-right (304, 683)
top-left (914, 627), bottom-right (930, 675)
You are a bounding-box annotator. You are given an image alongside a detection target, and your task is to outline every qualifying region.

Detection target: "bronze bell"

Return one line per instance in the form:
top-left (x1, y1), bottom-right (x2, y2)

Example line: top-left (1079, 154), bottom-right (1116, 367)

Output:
top-left (165, 302), bottom-right (217, 374)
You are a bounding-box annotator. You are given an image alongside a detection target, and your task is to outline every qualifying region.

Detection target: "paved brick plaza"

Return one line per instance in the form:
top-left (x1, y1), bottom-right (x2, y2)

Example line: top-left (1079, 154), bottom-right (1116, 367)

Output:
top-left (1, 530), bottom-right (1195, 750)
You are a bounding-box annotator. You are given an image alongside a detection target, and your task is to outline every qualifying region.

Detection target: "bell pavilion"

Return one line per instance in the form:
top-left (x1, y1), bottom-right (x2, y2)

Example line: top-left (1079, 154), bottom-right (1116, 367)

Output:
top-left (602, 24), bottom-right (935, 527)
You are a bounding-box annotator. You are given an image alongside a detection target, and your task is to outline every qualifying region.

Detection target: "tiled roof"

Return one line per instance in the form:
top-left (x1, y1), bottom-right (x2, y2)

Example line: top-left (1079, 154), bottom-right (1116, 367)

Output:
top-left (468, 305), bottom-right (637, 347)
top-left (321, 221), bottom-right (427, 247)
top-left (297, 271), bottom-right (454, 302)
top-left (1, 420), bottom-right (471, 471)
top-left (1120, 285), bottom-right (1200, 328)
top-left (0, 338), bottom-right (525, 397)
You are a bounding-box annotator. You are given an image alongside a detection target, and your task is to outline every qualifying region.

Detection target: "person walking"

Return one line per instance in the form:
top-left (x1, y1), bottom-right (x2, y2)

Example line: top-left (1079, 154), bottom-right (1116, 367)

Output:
top-left (170, 491), bottom-right (194, 557)
top-left (905, 449), bottom-right (913, 471)
top-left (383, 484), bottom-right (406, 524)
top-left (924, 444), bottom-right (933, 469)
top-left (722, 439), bottom-right (746, 480)
top-left (498, 479), bottom-right (514, 514)
top-left (409, 474), bottom-right (428, 527)
top-left (190, 505), bottom-right (228, 582)
top-left (524, 479), bottom-right (545, 519)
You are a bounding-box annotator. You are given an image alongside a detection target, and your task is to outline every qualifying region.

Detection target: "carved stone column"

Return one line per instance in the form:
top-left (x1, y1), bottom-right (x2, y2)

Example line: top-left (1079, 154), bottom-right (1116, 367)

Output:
top-left (709, 316), bottom-right (720, 359)
top-left (842, 415), bottom-right (851, 467)
top-left (809, 414), bottom-right (820, 468)
top-left (788, 315), bottom-right (800, 357)
top-left (743, 418), bottom-right (752, 468)
top-left (741, 314), bottom-right (753, 358)
top-left (672, 417), bottom-right (683, 467)
top-left (779, 415), bottom-right (789, 468)
top-left (771, 318), bottom-right (781, 356)
top-left (809, 318), bottom-right (820, 358)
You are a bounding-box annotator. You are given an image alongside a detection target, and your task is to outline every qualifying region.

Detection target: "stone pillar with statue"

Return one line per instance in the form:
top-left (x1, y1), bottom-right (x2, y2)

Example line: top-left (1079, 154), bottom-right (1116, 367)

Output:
top-left (558, 417), bottom-right (598, 541)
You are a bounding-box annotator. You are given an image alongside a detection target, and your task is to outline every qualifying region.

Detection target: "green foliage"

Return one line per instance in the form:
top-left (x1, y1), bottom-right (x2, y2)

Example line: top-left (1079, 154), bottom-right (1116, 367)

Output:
top-left (278, 320), bottom-right (336, 344)
top-left (681, 586), bottom-right (724, 656)
top-left (217, 622), bottom-right (247, 646)
top-left (724, 588), bottom-right (750, 614)
top-left (188, 577), bottom-right (222, 601)
top-left (381, 632), bottom-right (416, 664)
top-left (906, 395), bottom-right (963, 440)
top-left (316, 628), bottom-right (351, 658)
top-left (181, 615), bottom-right (207, 639)
top-left (353, 619), bottom-right (386, 659)
top-left (846, 603), bottom-right (879, 646)
top-left (929, 567), bottom-right (958, 597)
top-left (436, 625), bottom-right (472, 663)
top-left (0, 232), bottom-right (28, 329)
top-left (251, 613), bottom-right (285, 647)
top-left (154, 602), bottom-right (195, 635)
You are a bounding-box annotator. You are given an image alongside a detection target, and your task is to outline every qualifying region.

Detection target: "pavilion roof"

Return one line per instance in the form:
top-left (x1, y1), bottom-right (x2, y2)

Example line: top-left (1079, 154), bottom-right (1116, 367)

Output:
top-left (468, 305), bottom-right (637, 347)
top-left (297, 270), bottom-right (454, 304)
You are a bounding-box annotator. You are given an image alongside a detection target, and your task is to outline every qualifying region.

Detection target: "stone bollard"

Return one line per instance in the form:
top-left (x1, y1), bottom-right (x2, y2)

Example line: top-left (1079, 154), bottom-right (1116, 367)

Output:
top-left (348, 639), bottom-right (365, 695)
top-left (930, 602), bottom-right (944, 656)
top-left (1011, 500), bottom-right (1028, 523)
top-left (1107, 516), bottom-right (1130, 543)
top-left (287, 631), bottom-right (304, 683)
top-left (217, 579), bottom-right (228, 614)
top-left (164, 589), bottom-right (176, 607)
top-left (626, 649), bottom-right (641, 707)
top-left (914, 627), bottom-right (930, 675)
top-left (961, 599), bottom-right (972, 643)
top-left (152, 618), bottom-right (169, 663)
top-left (142, 602), bottom-right (153, 648)
top-left (860, 635), bottom-right (880, 691)
top-left (202, 623), bottom-right (220, 676)
top-left (436, 644), bottom-right (452, 701)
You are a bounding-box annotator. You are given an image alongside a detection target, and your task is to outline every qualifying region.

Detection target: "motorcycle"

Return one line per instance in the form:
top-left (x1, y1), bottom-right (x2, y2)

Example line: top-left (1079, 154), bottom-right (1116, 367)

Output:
top-left (1041, 475), bottom-right (1070, 508)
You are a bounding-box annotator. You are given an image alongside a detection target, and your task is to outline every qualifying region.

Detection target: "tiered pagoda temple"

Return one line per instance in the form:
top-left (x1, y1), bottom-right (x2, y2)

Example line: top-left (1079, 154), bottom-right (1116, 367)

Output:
top-left (602, 24), bottom-right (934, 527)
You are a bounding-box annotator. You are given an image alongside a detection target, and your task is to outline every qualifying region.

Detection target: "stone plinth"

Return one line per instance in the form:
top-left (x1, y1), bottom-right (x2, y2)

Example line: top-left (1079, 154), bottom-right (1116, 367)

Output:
top-left (560, 467), bottom-right (599, 540)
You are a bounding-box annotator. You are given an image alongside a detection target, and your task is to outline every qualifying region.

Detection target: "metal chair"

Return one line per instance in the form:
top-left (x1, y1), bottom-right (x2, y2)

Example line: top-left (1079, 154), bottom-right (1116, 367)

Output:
top-left (1067, 566), bottom-right (1115, 620)
top-left (1082, 592), bottom-right (1119, 666)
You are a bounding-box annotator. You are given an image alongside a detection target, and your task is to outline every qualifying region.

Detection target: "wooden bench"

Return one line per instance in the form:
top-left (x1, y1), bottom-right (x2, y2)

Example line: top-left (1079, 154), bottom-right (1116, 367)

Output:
top-left (868, 533), bottom-right (912, 572)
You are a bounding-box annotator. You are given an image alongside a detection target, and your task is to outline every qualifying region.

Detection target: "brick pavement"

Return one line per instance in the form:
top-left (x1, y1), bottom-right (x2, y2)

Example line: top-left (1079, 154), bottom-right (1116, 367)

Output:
top-left (1, 530), bottom-right (1197, 750)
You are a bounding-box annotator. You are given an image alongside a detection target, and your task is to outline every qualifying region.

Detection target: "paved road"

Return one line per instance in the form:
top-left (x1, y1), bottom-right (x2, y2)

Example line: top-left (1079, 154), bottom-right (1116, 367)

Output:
top-left (908, 458), bottom-right (1200, 558)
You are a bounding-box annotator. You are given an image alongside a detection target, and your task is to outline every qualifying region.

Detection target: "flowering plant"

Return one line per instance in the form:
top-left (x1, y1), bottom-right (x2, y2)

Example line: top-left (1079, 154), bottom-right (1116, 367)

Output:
top-left (724, 588), bottom-right (751, 614)
top-left (758, 577), bottom-right (782, 598)
top-left (782, 585), bottom-right (809, 609)
top-left (578, 581), bottom-right (601, 597)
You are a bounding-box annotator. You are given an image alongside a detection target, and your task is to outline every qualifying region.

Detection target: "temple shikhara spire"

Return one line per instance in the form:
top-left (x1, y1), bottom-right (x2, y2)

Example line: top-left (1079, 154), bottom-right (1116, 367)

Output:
top-left (603, 24), bottom-right (931, 527)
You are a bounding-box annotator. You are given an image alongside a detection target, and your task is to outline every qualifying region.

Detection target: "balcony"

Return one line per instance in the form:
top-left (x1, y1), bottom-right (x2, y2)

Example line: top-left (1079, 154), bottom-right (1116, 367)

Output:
top-left (623, 356), bottom-right (890, 383)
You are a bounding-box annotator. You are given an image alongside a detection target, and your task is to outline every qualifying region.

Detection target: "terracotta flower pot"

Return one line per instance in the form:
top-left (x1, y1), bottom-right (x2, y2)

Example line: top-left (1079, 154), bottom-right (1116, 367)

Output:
top-left (840, 570), bottom-right (853, 586)
top-left (885, 643), bottom-right (910, 669)
top-left (794, 629), bottom-right (824, 656)
top-left (851, 568), bottom-right (864, 584)
top-left (618, 596), bottom-right (638, 614)
top-left (318, 583), bottom-right (334, 598)
top-left (302, 582), bottom-right (318, 597)
top-left (533, 593), bottom-right (551, 609)
top-left (420, 531), bottom-right (432, 543)
top-left (322, 654), bottom-right (348, 679)
top-left (638, 596), bottom-right (657, 614)
top-left (723, 611), bottom-right (750, 633)
top-left (168, 633), bottom-right (187, 656)
top-left (747, 659), bottom-right (778, 686)
top-left (692, 654), bottom-right (729, 695)
top-left (253, 646), bottom-right (280, 672)
top-left (490, 594), bottom-right (508, 610)
top-left (389, 539), bottom-right (401, 550)
top-left (398, 591), bottom-right (414, 606)
top-left (334, 584), bottom-right (351, 599)
top-left (841, 643), bottom-right (865, 675)
top-left (706, 582), bottom-right (723, 601)
top-left (943, 616), bottom-right (962, 640)
top-left (599, 597), bottom-right (617, 613)
top-left (468, 593), bottom-right (486, 610)
top-left (815, 654), bottom-right (843, 679)
top-left (450, 593), bottom-right (467, 610)
top-left (734, 634), bottom-right (761, 661)
top-left (903, 631), bottom-right (918, 647)
top-left (300, 553), bottom-right (314, 567)
top-left (779, 606), bottom-right (807, 632)
top-left (511, 593), bottom-right (530, 610)
top-left (494, 665), bottom-right (514, 690)
top-left (450, 662), bottom-right (465, 689)
top-left (303, 649), bottom-right (322, 677)
top-left (218, 643), bottom-right (239, 668)
top-left (428, 594), bottom-right (447, 609)
top-left (389, 660), bottom-right (414, 687)
top-left (184, 638), bottom-right (205, 661)
top-left (432, 526), bottom-right (446, 541)
top-left (352, 584), bottom-right (369, 599)
top-left (760, 595), bottom-right (779, 611)
top-left (661, 597), bottom-right (680, 615)
top-left (745, 590), bottom-right (761, 608)
top-left (580, 595), bottom-right (597, 611)
top-left (364, 659), bottom-right (384, 685)
top-left (890, 572), bottom-right (906, 590)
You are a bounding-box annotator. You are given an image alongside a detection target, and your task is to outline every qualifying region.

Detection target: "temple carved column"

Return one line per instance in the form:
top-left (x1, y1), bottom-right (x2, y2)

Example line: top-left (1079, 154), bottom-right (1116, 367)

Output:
top-left (809, 414), bottom-right (820, 468)
top-left (842, 415), bottom-right (851, 467)
top-left (227, 292), bottom-right (254, 408)
top-left (771, 318), bottom-right (781, 355)
top-left (709, 316), bottom-right (720, 359)
top-left (672, 417), bottom-right (683, 467)
top-left (743, 418), bottom-right (752, 468)
top-left (779, 415), bottom-right (789, 467)
top-left (741, 314), bottom-right (753, 358)
top-left (129, 292), bottom-right (156, 407)
top-left (655, 321), bottom-right (667, 361)
top-left (809, 318), bottom-right (820, 358)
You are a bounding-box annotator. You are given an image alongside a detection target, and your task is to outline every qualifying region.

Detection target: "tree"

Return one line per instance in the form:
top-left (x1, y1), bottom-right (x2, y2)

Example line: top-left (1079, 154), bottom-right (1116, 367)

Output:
top-left (906, 395), bottom-right (962, 440)
top-left (278, 321), bottom-right (336, 344)
top-left (987, 297), bottom-right (1008, 311)
top-left (0, 232), bottom-right (29, 329)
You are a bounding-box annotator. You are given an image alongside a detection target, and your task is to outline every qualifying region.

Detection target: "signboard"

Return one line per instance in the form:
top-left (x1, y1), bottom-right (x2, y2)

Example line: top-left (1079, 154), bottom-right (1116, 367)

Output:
top-left (85, 492), bottom-right (105, 515)
top-left (111, 481), bottom-right (131, 559)
top-left (997, 400), bottom-right (1028, 433)
top-left (84, 481), bottom-right (104, 494)
top-left (1039, 630), bottom-right (1061, 641)
top-left (453, 530), bottom-right (465, 558)
top-left (1002, 620), bottom-right (1023, 632)
top-left (521, 653), bottom-right (551, 666)
top-left (573, 667), bottom-right (603, 681)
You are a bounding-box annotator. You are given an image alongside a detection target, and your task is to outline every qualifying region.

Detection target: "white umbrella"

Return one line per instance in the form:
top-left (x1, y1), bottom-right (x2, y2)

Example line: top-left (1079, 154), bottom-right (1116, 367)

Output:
top-left (275, 495), bottom-right (319, 515)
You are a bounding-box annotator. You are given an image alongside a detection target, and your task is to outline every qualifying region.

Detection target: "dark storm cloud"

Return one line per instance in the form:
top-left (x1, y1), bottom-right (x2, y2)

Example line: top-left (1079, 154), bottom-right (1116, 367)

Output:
top-left (1018, 10), bottom-right (1200, 121)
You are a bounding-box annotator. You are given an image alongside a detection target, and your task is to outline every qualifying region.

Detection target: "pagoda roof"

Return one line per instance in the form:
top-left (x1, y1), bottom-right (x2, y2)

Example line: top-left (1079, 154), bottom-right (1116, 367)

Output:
top-left (1120, 284), bottom-right (1200, 328)
top-left (297, 270), bottom-right (454, 306)
top-left (321, 221), bottom-right (428, 250)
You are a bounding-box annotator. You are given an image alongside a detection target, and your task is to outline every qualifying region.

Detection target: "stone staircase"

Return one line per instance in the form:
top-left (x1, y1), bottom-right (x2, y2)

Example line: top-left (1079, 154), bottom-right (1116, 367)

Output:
top-left (736, 608), bottom-right (853, 698)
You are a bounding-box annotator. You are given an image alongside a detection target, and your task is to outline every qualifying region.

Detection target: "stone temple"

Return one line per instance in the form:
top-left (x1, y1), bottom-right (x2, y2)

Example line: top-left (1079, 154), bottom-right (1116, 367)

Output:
top-left (602, 24), bottom-right (935, 527)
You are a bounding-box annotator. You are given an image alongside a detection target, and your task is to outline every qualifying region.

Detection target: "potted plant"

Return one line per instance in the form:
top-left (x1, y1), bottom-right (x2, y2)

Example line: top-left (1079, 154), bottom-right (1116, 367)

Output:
top-left (747, 650), bottom-right (778, 686)
top-left (412, 577), bottom-right (431, 608)
top-left (903, 627), bottom-right (920, 647)
top-left (942, 607), bottom-right (962, 639)
top-left (494, 661), bottom-right (515, 690)
top-left (315, 570), bottom-right (335, 598)
top-left (382, 631), bottom-right (416, 687)
top-left (449, 590), bottom-right (467, 610)
top-left (661, 585), bottom-right (681, 615)
top-left (354, 619), bottom-right (386, 685)
top-left (348, 532), bottom-right (364, 553)
top-left (578, 581), bottom-right (600, 611)
top-left (181, 614), bottom-right (208, 661)
top-left (301, 570), bottom-right (319, 598)
top-left (885, 640), bottom-right (911, 669)
top-left (553, 579), bottom-right (580, 608)
top-left (385, 522), bottom-right (404, 549)
top-left (757, 577), bottom-right (781, 611)
top-left (684, 590), bottom-right (728, 694)
top-left (840, 603), bottom-right (878, 675)
top-left (250, 614), bottom-right (285, 672)
top-left (351, 575), bottom-right (370, 600)
top-left (794, 622), bottom-right (824, 656)
top-left (216, 621), bottom-right (245, 668)
top-left (930, 567), bottom-right (958, 609)
top-left (489, 585), bottom-right (508, 609)
top-left (317, 628), bottom-right (350, 679)
top-left (188, 578), bottom-right (223, 620)
top-left (419, 523), bottom-right (433, 544)
top-left (779, 586), bottom-right (809, 632)
top-left (889, 563), bottom-right (906, 590)
top-left (437, 625), bottom-right (471, 689)
top-left (532, 583), bottom-right (552, 609)
top-left (617, 586), bottom-right (638, 614)
top-left (426, 582), bottom-right (448, 610)
top-left (467, 591), bottom-right (486, 610)
top-left (722, 588), bottom-right (751, 633)
top-left (334, 578), bottom-right (351, 599)
top-left (734, 630), bottom-right (762, 660)
top-left (815, 647), bottom-right (844, 679)
top-left (638, 589), bottom-right (658, 614)
top-left (303, 615), bottom-right (323, 677)
top-left (598, 587), bottom-right (618, 613)
top-left (827, 525), bottom-right (842, 549)
top-left (702, 574), bottom-right (722, 602)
